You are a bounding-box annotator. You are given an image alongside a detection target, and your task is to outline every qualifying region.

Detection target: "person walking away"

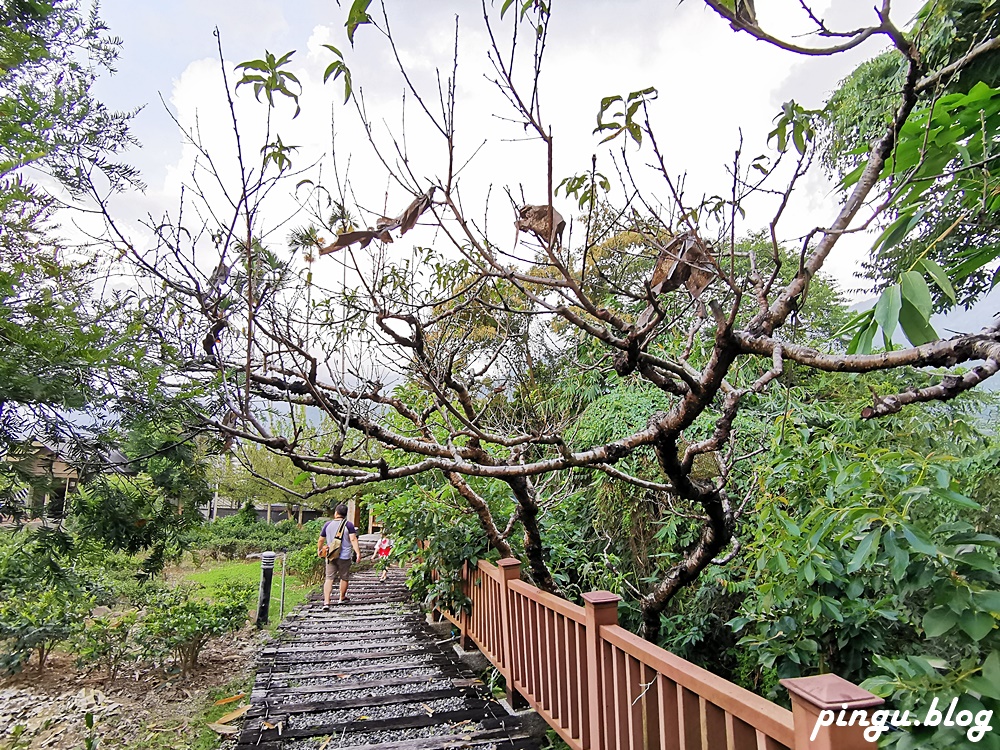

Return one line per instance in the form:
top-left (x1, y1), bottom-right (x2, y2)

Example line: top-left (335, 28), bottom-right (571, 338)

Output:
top-left (371, 531), bottom-right (392, 582)
top-left (317, 504), bottom-right (361, 608)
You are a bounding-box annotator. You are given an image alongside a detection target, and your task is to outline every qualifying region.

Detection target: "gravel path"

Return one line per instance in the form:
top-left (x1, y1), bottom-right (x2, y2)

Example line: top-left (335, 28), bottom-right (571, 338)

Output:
top-left (234, 567), bottom-right (540, 750)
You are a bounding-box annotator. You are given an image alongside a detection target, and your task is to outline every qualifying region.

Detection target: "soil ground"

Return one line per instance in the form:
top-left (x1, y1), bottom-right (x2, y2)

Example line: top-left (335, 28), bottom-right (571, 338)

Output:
top-left (0, 629), bottom-right (261, 750)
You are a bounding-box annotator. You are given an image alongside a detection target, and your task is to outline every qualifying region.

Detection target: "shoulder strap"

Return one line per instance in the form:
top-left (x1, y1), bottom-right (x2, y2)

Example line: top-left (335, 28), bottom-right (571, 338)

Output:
top-left (332, 519), bottom-right (347, 544)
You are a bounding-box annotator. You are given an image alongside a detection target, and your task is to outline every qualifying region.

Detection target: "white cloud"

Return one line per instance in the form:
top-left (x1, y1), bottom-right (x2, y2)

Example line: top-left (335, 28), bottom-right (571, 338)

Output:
top-left (99, 0), bottom-right (927, 299)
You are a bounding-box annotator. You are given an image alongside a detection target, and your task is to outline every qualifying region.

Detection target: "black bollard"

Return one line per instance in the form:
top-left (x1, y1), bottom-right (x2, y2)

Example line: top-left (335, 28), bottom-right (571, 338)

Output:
top-left (255, 551), bottom-right (276, 628)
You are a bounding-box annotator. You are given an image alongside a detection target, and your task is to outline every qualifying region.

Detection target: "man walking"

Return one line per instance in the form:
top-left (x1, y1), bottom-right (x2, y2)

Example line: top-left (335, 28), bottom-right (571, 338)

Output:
top-left (318, 503), bottom-right (361, 608)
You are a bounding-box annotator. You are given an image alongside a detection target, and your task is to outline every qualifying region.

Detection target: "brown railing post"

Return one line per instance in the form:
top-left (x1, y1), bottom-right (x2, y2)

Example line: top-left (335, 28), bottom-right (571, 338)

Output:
top-left (496, 558), bottom-right (527, 709)
top-left (781, 675), bottom-right (884, 750)
top-left (458, 560), bottom-right (473, 650)
top-left (583, 591), bottom-right (620, 750)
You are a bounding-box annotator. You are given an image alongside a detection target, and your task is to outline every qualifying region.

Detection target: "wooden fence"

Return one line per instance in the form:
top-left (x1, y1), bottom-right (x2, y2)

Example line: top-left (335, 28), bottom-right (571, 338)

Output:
top-left (441, 558), bottom-right (885, 750)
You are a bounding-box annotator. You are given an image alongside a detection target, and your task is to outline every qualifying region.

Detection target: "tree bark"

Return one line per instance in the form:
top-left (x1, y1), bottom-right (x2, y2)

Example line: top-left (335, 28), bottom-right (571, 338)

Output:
top-left (507, 476), bottom-right (558, 593)
top-left (446, 472), bottom-right (514, 558)
top-left (639, 432), bottom-right (734, 641)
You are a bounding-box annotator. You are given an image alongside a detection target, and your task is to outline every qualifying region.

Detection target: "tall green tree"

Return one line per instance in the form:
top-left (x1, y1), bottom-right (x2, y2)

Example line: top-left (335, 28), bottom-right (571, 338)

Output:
top-left (821, 0), bottom-right (1000, 312)
top-left (0, 0), bottom-right (142, 519)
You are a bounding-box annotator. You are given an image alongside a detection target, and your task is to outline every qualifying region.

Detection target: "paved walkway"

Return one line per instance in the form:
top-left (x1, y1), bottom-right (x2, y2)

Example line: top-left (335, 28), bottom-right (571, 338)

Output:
top-left (235, 568), bottom-right (540, 750)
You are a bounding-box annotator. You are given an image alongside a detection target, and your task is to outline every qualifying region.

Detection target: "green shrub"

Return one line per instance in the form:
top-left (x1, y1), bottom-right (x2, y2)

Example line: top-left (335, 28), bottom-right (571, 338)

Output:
top-left (193, 514), bottom-right (319, 559)
top-left (75, 611), bottom-right (139, 680)
top-left (0, 528), bottom-right (95, 675)
top-left (285, 545), bottom-right (324, 585)
top-left (139, 584), bottom-right (251, 676)
top-left (0, 587), bottom-right (94, 674)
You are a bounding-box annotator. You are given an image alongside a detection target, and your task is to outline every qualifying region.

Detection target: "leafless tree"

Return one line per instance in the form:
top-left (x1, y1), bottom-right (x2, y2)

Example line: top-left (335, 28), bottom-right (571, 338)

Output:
top-left (106, 4), bottom-right (999, 638)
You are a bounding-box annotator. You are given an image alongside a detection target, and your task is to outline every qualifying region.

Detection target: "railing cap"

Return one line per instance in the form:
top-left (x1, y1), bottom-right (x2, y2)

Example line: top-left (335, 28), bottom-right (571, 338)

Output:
top-left (497, 558), bottom-right (521, 569)
top-left (582, 591), bottom-right (621, 606)
top-left (780, 675), bottom-right (884, 711)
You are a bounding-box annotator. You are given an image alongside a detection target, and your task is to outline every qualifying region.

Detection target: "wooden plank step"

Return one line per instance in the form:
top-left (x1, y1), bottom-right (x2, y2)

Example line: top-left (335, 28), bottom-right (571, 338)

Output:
top-left (235, 725), bottom-right (541, 750)
top-left (244, 705), bottom-right (495, 742)
top-left (245, 686), bottom-right (479, 717)
top-left (253, 655), bottom-right (459, 682)
top-left (261, 675), bottom-right (481, 698)
top-left (262, 638), bottom-right (420, 656)
top-left (268, 646), bottom-right (424, 663)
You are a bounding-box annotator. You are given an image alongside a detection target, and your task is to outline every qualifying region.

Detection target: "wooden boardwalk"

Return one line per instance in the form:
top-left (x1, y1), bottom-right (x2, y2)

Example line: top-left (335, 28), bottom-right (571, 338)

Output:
top-left (235, 568), bottom-right (540, 750)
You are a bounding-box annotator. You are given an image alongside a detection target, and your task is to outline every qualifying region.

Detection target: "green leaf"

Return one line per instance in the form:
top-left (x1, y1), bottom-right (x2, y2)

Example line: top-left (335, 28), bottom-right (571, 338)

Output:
top-left (933, 487), bottom-right (980, 509)
top-left (875, 211), bottom-right (919, 252)
top-left (958, 551), bottom-right (998, 572)
top-left (776, 550), bottom-right (790, 574)
top-left (897, 298), bottom-right (938, 346)
top-left (872, 285), bottom-right (902, 343)
top-left (973, 591), bottom-right (1000, 612)
top-left (346, 0), bottom-right (373, 44)
top-left (792, 124), bottom-right (806, 155)
top-left (856, 318), bottom-right (879, 355)
top-left (899, 271), bottom-right (933, 319)
top-left (965, 675), bottom-right (1000, 700)
top-left (951, 243), bottom-right (1000, 279)
top-left (847, 528), bottom-right (880, 573)
top-left (959, 610), bottom-right (995, 641)
top-left (923, 606), bottom-right (957, 637)
top-left (917, 258), bottom-right (957, 305)
top-left (982, 651), bottom-right (1000, 690)
top-left (845, 310), bottom-right (877, 354)
top-left (948, 533), bottom-right (1000, 549)
top-left (900, 523), bottom-right (937, 556)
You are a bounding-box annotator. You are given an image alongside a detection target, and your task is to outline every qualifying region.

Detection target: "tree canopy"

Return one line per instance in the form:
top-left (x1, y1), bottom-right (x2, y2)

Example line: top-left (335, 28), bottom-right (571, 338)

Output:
top-left (88, 0), bottom-right (998, 642)
top-left (1, 2), bottom-right (999, 745)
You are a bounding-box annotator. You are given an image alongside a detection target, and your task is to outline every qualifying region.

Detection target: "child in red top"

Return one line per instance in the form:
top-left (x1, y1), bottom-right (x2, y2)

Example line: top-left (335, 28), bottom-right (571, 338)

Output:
top-left (371, 532), bottom-right (392, 582)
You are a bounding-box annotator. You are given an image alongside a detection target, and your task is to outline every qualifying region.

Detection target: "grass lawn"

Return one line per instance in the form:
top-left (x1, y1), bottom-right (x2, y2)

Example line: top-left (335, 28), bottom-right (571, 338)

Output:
top-left (128, 559), bottom-right (317, 749)
top-left (177, 557), bottom-right (315, 630)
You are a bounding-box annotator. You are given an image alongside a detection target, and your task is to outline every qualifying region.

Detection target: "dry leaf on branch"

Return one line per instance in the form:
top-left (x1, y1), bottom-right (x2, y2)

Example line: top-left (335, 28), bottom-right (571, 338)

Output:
top-left (648, 230), bottom-right (715, 298)
top-left (514, 204), bottom-right (565, 247)
top-left (319, 187), bottom-right (437, 255)
top-left (633, 230), bottom-right (717, 336)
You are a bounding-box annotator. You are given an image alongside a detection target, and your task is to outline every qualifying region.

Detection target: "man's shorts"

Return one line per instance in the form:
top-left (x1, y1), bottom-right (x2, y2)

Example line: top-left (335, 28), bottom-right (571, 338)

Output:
top-left (325, 557), bottom-right (351, 582)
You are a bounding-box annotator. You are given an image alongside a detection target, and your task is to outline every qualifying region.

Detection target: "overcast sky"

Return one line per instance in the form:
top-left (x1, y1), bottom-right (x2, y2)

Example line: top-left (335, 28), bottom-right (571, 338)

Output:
top-left (93, 0), bottom-right (929, 296)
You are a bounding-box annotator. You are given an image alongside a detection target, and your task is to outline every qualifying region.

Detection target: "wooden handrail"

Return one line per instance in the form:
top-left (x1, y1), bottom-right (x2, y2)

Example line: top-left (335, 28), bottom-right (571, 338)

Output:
top-left (509, 578), bottom-right (586, 622)
top-left (601, 623), bottom-right (795, 748)
top-left (448, 557), bottom-right (882, 750)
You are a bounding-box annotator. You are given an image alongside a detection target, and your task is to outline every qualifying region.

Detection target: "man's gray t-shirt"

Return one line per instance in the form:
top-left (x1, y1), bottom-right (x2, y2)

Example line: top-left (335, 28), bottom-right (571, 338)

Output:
top-left (322, 519), bottom-right (356, 560)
